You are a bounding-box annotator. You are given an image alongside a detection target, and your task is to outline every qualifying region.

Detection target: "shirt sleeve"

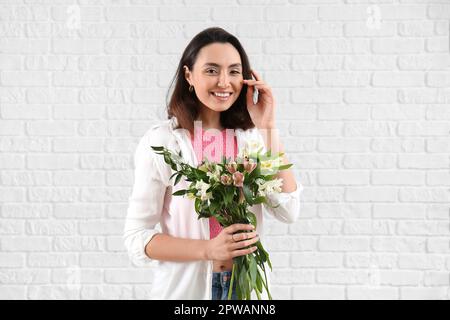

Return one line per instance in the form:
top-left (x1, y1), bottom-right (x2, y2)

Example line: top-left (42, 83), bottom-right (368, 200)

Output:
top-left (123, 129), bottom-right (171, 267)
top-left (251, 127), bottom-right (304, 224)
top-left (263, 182), bottom-right (304, 224)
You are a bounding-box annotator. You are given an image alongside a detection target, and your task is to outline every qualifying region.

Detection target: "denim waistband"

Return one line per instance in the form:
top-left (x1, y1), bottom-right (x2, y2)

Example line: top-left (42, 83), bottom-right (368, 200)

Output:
top-left (212, 270), bottom-right (232, 275)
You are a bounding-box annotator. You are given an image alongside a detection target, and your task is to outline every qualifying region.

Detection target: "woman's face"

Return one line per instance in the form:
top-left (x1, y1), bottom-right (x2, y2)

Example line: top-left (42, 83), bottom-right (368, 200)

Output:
top-left (184, 42), bottom-right (244, 113)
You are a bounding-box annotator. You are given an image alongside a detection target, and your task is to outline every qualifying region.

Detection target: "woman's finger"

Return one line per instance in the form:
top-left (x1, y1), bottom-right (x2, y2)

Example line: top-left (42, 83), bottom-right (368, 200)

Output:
top-left (226, 223), bottom-right (254, 234)
top-left (253, 84), bottom-right (271, 91)
top-left (243, 79), bottom-right (264, 85)
top-left (231, 231), bottom-right (257, 242)
top-left (251, 69), bottom-right (261, 81)
top-left (231, 246), bottom-right (258, 258)
top-left (231, 235), bottom-right (259, 250)
top-left (251, 85), bottom-right (272, 97)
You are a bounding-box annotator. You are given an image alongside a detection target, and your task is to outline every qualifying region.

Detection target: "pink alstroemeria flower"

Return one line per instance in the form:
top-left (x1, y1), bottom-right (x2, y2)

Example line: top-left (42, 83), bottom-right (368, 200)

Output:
top-left (232, 171), bottom-right (244, 187)
top-left (220, 174), bottom-right (232, 186)
top-left (225, 161), bottom-right (238, 174)
top-left (243, 158), bottom-right (257, 173)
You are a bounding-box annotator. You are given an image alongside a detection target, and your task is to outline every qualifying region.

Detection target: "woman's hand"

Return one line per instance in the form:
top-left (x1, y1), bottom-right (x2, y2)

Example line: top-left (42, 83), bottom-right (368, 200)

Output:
top-left (206, 223), bottom-right (259, 261)
top-left (243, 69), bottom-right (276, 130)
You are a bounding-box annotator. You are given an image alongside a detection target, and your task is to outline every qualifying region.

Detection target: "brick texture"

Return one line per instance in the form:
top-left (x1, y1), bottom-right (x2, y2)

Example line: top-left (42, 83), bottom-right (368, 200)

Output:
top-left (0, 1), bottom-right (449, 300)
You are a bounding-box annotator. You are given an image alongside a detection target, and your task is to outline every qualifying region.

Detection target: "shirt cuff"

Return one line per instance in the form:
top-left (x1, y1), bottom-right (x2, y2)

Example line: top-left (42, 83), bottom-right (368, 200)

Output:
top-left (263, 183), bottom-right (303, 224)
top-left (266, 183), bottom-right (303, 206)
top-left (124, 229), bottom-right (161, 268)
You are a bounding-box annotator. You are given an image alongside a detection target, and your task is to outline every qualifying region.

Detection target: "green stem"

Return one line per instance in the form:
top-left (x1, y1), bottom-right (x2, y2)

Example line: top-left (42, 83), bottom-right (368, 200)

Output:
top-left (228, 262), bottom-right (236, 300)
top-left (255, 280), bottom-right (261, 300)
top-left (260, 263), bottom-right (272, 300)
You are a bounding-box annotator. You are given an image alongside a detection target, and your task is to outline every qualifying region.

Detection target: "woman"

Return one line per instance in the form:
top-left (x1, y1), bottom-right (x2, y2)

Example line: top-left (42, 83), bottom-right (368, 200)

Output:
top-left (123, 27), bottom-right (303, 300)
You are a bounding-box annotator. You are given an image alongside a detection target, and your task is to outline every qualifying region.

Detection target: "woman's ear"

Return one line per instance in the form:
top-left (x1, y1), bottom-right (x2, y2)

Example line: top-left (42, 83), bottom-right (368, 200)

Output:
top-left (183, 65), bottom-right (191, 84)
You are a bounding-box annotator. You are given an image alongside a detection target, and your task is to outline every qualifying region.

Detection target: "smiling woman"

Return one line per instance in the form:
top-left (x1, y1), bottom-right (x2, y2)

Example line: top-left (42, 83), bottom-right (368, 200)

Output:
top-left (183, 43), bottom-right (245, 130)
top-left (123, 27), bottom-right (303, 301)
top-left (165, 28), bottom-right (255, 135)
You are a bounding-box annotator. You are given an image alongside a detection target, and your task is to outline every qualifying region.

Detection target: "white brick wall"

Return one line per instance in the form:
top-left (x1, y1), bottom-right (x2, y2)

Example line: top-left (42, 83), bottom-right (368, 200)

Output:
top-left (0, 0), bottom-right (449, 300)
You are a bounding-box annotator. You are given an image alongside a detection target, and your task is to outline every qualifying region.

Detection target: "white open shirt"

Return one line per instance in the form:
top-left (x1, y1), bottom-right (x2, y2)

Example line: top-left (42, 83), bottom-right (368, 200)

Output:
top-left (123, 117), bottom-right (303, 300)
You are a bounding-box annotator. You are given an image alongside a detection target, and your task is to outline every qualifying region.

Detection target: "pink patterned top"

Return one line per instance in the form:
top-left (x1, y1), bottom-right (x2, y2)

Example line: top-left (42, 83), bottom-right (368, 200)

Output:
top-left (190, 127), bottom-right (238, 239)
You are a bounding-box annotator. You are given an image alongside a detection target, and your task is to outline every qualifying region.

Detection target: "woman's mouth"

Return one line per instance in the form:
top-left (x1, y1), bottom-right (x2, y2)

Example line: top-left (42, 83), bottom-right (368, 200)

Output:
top-left (211, 92), bottom-right (232, 102)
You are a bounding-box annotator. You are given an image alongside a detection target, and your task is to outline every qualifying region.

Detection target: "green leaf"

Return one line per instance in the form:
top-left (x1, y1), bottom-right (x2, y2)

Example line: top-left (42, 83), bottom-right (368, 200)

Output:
top-left (163, 154), bottom-right (171, 165)
top-left (151, 146), bottom-right (164, 151)
top-left (239, 264), bottom-right (248, 300)
top-left (278, 163), bottom-right (293, 170)
top-left (174, 173), bottom-right (183, 186)
top-left (197, 207), bottom-right (212, 218)
top-left (210, 201), bottom-right (219, 215)
top-left (246, 273), bottom-right (251, 300)
top-left (169, 171), bottom-right (178, 180)
top-left (194, 198), bottom-right (201, 213)
top-left (235, 264), bottom-right (242, 300)
top-left (264, 173), bottom-right (278, 180)
top-left (247, 210), bottom-right (257, 228)
top-left (253, 196), bottom-right (266, 204)
top-left (172, 189), bottom-right (187, 196)
top-left (249, 255), bottom-right (257, 289)
top-left (223, 186), bottom-right (233, 206)
top-left (266, 256), bottom-right (272, 271)
top-left (215, 214), bottom-right (229, 226)
top-left (256, 241), bottom-right (267, 263)
top-left (222, 190), bottom-right (230, 206)
top-left (242, 184), bottom-right (253, 205)
top-left (256, 273), bottom-right (263, 293)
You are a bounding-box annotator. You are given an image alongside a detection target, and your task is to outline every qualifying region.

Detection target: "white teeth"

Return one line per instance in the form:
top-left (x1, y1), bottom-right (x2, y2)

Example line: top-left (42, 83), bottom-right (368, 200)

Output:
top-left (213, 92), bottom-right (231, 97)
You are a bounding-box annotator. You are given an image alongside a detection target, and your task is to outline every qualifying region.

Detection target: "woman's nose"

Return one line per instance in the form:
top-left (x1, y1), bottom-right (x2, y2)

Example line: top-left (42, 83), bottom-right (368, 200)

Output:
top-left (218, 72), bottom-right (230, 87)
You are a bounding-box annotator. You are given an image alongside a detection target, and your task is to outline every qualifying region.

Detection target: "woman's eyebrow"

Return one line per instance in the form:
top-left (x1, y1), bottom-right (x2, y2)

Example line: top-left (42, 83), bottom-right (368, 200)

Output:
top-left (202, 63), bottom-right (242, 68)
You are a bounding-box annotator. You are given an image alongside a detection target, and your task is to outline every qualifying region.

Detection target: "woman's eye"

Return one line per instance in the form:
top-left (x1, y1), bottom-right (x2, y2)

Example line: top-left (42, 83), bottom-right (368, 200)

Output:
top-left (206, 70), bottom-right (241, 75)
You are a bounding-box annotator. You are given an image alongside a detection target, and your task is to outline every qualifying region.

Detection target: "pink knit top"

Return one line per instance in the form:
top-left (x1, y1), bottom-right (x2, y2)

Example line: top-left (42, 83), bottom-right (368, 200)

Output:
top-left (190, 127), bottom-right (238, 239)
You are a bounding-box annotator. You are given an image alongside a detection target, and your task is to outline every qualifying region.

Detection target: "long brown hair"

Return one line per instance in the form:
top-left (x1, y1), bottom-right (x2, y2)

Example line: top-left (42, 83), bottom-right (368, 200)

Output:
top-left (165, 27), bottom-right (255, 135)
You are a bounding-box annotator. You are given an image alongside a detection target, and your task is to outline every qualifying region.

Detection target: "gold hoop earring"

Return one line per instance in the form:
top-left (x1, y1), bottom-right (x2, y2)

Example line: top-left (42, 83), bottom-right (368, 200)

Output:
top-left (189, 85), bottom-right (193, 92)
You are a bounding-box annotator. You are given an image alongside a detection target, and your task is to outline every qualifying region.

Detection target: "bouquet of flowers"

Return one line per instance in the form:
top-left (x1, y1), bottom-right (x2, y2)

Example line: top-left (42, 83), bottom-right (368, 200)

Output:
top-left (151, 139), bottom-right (293, 300)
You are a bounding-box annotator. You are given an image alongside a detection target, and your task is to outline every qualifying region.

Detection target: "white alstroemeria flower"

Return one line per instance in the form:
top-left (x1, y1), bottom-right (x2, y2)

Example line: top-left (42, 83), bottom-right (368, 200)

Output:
top-left (206, 164), bottom-right (222, 182)
top-left (260, 159), bottom-right (274, 171)
top-left (256, 178), bottom-right (266, 197)
top-left (260, 156), bottom-right (283, 175)
top-left (238, 139), bottom-right (264, 160)
top-left (270, 179), bottom-right (283, 193)
top-left (194, 180), bottom-right (213, 201)
top-left (186, 190), bottom-right (197, 200)
top-left (247, 139), bottom-right (264, 154)
top-left (255, 178), bottom-right (265, 187)
top-left (257, 178), bottom-right (283, 197)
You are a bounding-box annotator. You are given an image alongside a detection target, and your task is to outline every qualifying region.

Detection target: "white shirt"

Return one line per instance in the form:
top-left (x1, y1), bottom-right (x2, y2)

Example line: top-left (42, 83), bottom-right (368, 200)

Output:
top-left (123, 117), bottom-right (303, 300)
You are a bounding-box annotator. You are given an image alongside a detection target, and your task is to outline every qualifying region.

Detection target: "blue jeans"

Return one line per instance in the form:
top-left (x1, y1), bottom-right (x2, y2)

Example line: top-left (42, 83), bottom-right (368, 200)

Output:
top-left (212, 271), bottom-right (238, 300)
